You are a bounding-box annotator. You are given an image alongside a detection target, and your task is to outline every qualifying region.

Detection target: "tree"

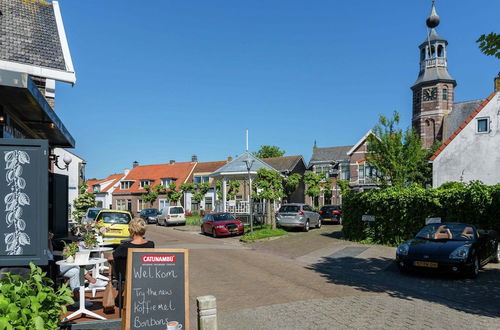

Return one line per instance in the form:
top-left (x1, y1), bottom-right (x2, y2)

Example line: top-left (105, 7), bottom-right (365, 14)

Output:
top-left (304, 171), bottom-right (324, 206)
top-left (477, 33), bottom-right (500, 59)
top-left (72, 183), bottom-right (96, 221)
top-left (165, 183), bottom-right (184, 205)
top-left (192, 182), bottom-right (211, 207)
top-left (367, 111), bottom-right (429, 188)
top-left (253, 168), bottom-right (284, 229)
top-left (283, 173), bottom-right (302, 202)
top-left (215, 180), bottom-right (240, 201)
top-left (140, 184), bottom-right (166, 208)
top-left (322, 177), bottom-right (333, 204)
top-left (254, 145), bottom-right (285, 158)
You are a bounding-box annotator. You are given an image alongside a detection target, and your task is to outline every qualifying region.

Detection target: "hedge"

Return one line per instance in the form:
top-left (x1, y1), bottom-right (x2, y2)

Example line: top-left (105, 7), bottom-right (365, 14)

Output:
top-left (342, 181), bottom-right (500, 246)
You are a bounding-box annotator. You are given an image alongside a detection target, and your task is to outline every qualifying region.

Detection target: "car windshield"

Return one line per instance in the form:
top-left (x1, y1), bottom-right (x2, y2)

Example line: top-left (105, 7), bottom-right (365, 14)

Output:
top-left (170, 207), bottom-right (184, 214)
top-left (87, 209), bottom-right (101, 219)
top-left (279, 205), bottom-right (299, 213)
top-left (96, 212), bottom-right (131, 224)
top-left (321, 206), bottom-right (340, 211)
top-left (212, 214), bottom-right (236, 221)
top-left (142, 209), bottom-right (158, 215)
top-left (415, 223), bottom-right (476, 241)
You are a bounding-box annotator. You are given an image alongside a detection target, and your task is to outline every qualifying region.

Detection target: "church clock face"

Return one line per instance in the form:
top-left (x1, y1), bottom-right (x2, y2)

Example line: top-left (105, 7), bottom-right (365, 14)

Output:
top-left (422, 87), bottom-right (438, 101)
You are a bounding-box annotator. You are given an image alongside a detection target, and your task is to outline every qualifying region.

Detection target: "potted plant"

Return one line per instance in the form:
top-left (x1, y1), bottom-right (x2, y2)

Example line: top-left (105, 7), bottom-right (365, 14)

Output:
top-left (0, 263), bottom-right (74, 329)
top-left (62, 242), bottom-right (79, 263)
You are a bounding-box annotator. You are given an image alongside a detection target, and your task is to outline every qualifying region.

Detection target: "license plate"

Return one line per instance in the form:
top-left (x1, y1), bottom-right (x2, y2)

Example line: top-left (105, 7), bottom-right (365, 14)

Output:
top-left (414, 261), bottom-right (438, 268)
top-left (323, 218), bottom-right (332, 221)
top-left (230, 228), bottom-right (238, 232)
top-left (171, 215), bottom-right (178, 218)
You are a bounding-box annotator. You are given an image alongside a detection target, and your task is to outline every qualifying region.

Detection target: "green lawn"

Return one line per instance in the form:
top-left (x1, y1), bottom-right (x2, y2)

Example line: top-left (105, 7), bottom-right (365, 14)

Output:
top-left (186, 215), bottom-right (203, 226)
top-left (241, 225), bottom-right (288, 242)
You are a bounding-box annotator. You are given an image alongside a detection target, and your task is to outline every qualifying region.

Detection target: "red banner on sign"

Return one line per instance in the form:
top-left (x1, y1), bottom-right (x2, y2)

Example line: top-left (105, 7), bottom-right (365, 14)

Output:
top-left (142, 255), bottom-right (176, 263)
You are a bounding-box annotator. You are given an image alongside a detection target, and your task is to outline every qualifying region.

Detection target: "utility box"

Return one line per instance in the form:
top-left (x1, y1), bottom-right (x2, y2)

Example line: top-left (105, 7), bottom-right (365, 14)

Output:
top-left (0, 139), bottom-right (49, 266)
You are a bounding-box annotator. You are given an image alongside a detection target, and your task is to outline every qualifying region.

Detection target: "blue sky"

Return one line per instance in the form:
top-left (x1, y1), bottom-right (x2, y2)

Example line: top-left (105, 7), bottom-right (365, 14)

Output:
top-left (55, 0), bottom-right (499, 179)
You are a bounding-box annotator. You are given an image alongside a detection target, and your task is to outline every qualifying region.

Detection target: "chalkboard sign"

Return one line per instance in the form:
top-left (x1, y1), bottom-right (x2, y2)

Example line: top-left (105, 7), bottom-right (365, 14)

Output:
top-left (124, 248), bottom-right (189, 330)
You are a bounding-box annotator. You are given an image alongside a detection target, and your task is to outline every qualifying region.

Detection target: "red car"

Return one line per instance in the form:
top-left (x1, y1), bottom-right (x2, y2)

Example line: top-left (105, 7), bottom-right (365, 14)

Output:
top-left (201, 213), bottom-right (245, 238)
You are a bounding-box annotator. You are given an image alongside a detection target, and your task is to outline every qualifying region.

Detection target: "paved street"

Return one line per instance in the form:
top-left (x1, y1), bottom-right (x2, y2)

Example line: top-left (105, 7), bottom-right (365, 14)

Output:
top-left (145, 224), bottom-right (500, 329)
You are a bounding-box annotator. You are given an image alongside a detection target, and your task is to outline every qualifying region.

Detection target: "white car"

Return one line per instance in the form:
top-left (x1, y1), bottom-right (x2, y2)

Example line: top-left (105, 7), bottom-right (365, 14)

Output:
top-left (157, 206), bottom-right (186, 226)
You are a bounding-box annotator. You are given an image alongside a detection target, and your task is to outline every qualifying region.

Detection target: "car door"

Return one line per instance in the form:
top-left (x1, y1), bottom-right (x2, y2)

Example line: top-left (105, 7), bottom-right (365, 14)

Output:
top-left (303, 205), bottom-right (316, 225)
top-left (203, 215), bottom-right (213, 234)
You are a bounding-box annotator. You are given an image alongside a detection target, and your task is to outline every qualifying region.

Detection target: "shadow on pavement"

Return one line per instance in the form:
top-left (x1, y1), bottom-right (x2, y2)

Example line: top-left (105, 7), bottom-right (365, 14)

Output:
top-left (308, 255), bottom-right (500, 318)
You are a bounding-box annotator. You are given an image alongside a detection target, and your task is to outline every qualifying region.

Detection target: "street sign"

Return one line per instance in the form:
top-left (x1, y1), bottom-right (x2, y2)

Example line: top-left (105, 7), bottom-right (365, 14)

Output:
top-left (124, 248), bottom-right (189, 330)
top-left (362, 215), bottom-right (376, 222)
top-left (425, 217), bottom-right (442, 225)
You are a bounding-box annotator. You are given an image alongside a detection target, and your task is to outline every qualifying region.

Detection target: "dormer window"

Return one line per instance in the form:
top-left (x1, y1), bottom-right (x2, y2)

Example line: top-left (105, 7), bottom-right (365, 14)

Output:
top-left (161, 178), bottom-right (172, 186)
top-left (92, 184), bottom-right (101, 193)
top-left (140, 180), bottom-right (151, 188)
top-left (120, 181), bottom-right (133, 190)
top-left (193, 176), bottom-right (209, 184)
top-left (477, 117), bottom-right (489, 133)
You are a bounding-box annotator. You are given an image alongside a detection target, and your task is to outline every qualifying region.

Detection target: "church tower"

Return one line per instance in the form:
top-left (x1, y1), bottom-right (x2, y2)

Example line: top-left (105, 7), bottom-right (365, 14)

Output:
top-left (411, 1), bottom-right (456, 148)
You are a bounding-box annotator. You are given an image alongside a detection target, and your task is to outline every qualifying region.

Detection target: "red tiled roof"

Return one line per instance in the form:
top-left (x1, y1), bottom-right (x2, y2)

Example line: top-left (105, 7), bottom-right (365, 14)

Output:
top-left (187, 161), bottom-right (227, 183)
top-left (113, 162), bottom-right (196, 194)
top-left (86, 174), bottom-right (124, 193)
top-left (430, 92), bottom-right (497, 161)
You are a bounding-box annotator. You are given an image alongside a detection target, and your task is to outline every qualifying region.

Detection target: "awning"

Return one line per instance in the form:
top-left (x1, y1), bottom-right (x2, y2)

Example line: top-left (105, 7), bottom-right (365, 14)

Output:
top-left (0, 69), bottom-right (75, 148)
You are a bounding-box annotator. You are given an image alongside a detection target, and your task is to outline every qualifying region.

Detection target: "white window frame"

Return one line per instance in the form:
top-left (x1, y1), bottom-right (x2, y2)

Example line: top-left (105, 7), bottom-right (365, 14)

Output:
top-left (161, 178), bottom-right (172, 186)
top-left (120, 181), bottom-right (133, 190)
top-left (140, 180), bottom-right (150, 189)
top-left (138, 199), bottom-right (146, 212)
top-left (476, 117), bottom-right (489, 134)
top-left (116, 199), bottom-right (126, 211)
top-left (159, 199), bottom-right (169, 211)
top-left (93, 184), bottom-right (101, 193)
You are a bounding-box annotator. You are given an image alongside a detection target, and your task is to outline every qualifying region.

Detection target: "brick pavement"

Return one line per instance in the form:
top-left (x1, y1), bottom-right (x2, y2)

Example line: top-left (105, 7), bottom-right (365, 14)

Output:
top-left (219, 295), bottom-right (500, 330)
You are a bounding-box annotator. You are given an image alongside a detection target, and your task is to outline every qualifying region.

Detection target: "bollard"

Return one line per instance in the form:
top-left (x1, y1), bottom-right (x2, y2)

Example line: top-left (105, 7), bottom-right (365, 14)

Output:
top-left (197, 295), bottom-right (217, 330)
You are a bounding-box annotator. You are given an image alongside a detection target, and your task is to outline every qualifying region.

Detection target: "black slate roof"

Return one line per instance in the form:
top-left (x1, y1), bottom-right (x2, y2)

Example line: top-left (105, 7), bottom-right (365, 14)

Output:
top-left (261, 155), bottom-right (304, 173)
top-left (309, 145), bottom-right (352, 166)
top-left (444, 99), bottom-right (484, 140)
top-left (0, 0), bottom-right (66, 71)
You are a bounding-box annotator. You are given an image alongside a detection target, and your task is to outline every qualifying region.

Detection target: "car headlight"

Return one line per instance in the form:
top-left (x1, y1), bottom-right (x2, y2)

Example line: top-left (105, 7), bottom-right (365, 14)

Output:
top-left (449, 246), bottom-right (470, 260)
top-left (396, 243), bottom-right (409, 256)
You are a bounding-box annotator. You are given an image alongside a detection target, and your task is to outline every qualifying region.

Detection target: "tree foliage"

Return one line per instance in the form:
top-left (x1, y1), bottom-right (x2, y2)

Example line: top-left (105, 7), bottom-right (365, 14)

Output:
top-left (254, 145), bottom-right (285, 158)
top-left (303, 171), bottom-right (324, 199)
top-left (215, 180), bottom-right (240, 201)
top-left (477, 32), bottom-right (500, 59)
top-left (253, 168), bottom-right (284, 229)
top-left (140, 184), bottom-right (166, 208)
top-left (72, 183), bottom-right (96, 220)
top-left (367, 111), bottom-right (429, 188)
top-left (284, 173), bottom-right (302, 200)
top-left (192, 182), bottom-right (211, 204)
top-left (165, 183), bottom-right (184, 205)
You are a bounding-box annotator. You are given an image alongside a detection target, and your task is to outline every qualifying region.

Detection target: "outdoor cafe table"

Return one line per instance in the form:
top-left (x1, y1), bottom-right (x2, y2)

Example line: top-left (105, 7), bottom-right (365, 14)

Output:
top-left (87, 246), bottom-right (113, 281)
top-left (56, 258), bottom-right (108, 321)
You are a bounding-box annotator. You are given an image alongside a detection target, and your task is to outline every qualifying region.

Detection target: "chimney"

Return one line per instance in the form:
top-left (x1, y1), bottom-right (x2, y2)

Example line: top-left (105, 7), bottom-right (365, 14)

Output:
top-left (169, 160), bottom-right (175, 165)
top-left (227, 156), bottom-right (233, 162)
top-left (133, 161), bottom-right (139, 168)
top-left (192, 155), bottom-right (198, 162)
top-left (495, 74), bottom-right (500, 92)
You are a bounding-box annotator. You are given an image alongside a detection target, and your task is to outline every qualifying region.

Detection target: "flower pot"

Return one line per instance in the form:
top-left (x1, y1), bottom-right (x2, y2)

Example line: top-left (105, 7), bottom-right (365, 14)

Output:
top-left (74, 251), bottom-right (90, 264)
top-left (65, 256), bottom-right (75, 263)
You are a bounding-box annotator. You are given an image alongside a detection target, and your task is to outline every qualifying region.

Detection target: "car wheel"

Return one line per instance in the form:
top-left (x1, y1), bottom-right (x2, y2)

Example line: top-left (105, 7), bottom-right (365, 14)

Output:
top-left (467, 254), bottom-right (480, 279)
top-left (303, 220), bottom-right (310, 232)
top-left (493, 244), bottom-right (500, 263)
top-left (316, 219), bottom-right (322, 229)
top-left (201, 226), bottom-right (205, 235)
top-left (212, 229), bottom-right (217, 238)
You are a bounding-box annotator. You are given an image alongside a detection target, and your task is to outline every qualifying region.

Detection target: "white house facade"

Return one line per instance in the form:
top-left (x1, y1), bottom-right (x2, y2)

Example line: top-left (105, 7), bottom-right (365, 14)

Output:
top-left (432, 89), bottom-right (500, 187)
top-left (53, 148), bottom-right (85, 216)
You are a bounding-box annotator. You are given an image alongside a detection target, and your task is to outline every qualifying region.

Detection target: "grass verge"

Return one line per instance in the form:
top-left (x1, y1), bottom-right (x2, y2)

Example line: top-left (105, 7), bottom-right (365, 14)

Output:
top-left (241, 225), bottom-right (288, 242)
top-left (186, 215), bottom-right (202, 226)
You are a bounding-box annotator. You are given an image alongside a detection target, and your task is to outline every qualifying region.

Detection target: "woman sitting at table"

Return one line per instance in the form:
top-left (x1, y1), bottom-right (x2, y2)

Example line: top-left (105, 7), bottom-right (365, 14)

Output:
top-left (108, 218), bottom-right (154, 275)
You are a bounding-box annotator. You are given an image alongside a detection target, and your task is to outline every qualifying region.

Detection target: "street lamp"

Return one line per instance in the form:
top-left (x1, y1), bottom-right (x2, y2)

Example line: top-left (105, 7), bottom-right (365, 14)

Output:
top-left (49, 153), bottom-right (72, 171)
top-left (244, 157), bottom-right (254, 233)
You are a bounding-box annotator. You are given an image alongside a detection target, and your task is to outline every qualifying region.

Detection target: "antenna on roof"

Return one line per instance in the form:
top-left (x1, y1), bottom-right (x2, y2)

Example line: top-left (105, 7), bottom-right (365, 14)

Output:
top-left (246, 129), bottom-right (249, 152)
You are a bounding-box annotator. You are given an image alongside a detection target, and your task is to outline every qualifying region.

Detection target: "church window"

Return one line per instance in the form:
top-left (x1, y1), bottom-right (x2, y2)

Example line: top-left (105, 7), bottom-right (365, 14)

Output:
top-left (443, 88), bottom-right (448, 100)
top-left (477, 118), bottom-right (489, 133)
top-left (437, 45), bottom-right (444, 57)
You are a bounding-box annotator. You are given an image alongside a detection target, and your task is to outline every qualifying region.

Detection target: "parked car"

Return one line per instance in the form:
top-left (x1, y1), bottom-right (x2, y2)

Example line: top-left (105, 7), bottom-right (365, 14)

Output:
top-left (140, 208), bottom-right (161, 224)
top-left (94, 210), bottom-right (133, 245)
top-left (201, 213), bottom-right (244, 238)
top-left (319, 205), bottom-right (342, 224)
top-left (276, 203), bottom-right (321, 232)
top-left (396, 222), bottom-right (499, 278)
top-left (84, 207), bottom-right (104, 223)
top-left (157, 206), bottom-right (186, 226)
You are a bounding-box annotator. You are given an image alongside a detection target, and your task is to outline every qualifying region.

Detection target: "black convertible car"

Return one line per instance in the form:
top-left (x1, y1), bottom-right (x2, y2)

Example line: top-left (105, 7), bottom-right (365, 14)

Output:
top-left (396, 223), bottom-right (500, 278)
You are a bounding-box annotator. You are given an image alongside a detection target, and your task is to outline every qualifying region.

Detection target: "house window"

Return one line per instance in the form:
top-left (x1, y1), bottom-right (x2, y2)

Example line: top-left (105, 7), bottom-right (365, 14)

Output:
top-left (358, 164), bottom-right (365, 180)
top-left (116, 199), bottom-right (126, 211)
top-left (477, 118), bottom-right (489, 133)
top-left (341, 167), bottom-right (350, 180)
top-left (194, 176), bottom-right (210, 184)
top-left (443, 88), bottom-right (448, 100)
top-left (159, 199), bottom-right (169, 211)
top-left (138, 199), bottom-right (146, 211)
top-left (161, 178), bottom-right (172, 186)
top-left (314, 165), bottom-right (330, 176)
top-left (191, 202), bottom-right (199, 211)
top-left (140, 180), bottom-right (150, 188)
top-left (205, 196), bottom-right (213, 211)
top-left (120, 181), bottom-right (133, 190)
top-left (93, 184), bottom-right (101, 193)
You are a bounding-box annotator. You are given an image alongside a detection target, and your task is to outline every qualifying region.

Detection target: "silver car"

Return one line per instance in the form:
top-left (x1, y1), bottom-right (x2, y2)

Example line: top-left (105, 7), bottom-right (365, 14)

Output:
top-left (276, 203), bottom-right (321, 232)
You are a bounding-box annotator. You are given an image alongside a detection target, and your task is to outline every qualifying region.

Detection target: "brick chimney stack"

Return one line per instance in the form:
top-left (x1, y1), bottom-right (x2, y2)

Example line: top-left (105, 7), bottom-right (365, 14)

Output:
top-left (133, 161), bottom-right (139, 168)
top-left (192, 155), bottom-right (198, 162)
top-left (169, 160), bottom-right (175, 165)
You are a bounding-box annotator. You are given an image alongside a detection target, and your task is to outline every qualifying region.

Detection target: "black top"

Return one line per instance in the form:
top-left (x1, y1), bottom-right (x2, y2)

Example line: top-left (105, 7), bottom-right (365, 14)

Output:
top-left (113, 240), bottom-right (155, 259)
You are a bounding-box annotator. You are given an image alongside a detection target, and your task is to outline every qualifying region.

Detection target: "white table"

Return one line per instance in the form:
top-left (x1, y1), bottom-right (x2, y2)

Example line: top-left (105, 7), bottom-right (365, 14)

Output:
top-left (85, 247), bottom-right (113, 288)
top-left (57, 258), bottom-right (108, 321)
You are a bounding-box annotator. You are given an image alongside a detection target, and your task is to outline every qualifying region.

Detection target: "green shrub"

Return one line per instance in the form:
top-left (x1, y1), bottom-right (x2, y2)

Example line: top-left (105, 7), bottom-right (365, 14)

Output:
top-left (0, 263), bottom-right (74, 330)
top-left (342, 181), bottom-right (500, 245)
